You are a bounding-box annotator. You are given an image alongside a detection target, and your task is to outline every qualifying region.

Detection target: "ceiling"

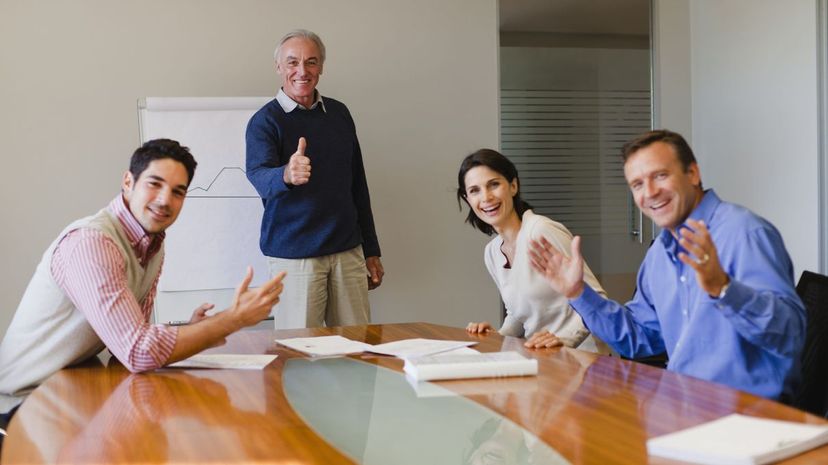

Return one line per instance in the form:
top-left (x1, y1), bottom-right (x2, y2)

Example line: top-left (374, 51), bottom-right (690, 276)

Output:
top-left (499, 0), bottom-right (650, 36)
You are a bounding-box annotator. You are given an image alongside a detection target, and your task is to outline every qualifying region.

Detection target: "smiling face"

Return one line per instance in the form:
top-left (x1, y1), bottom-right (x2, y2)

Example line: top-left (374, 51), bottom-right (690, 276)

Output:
top-left (624, 141), bottom-right (703, 232)
top-left (463, 165), bottom-right (520, 233)
top-left (276, 37), bottom-right (323, 108)
top-left (122, 158), bottom-right (189, 234)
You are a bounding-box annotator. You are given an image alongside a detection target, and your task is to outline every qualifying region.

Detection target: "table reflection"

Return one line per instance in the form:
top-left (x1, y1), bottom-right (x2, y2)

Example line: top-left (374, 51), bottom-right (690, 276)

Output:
top-left (283, 357), bottom-right (569, 465)
top-left (7, 366), bottom-right (287, 463)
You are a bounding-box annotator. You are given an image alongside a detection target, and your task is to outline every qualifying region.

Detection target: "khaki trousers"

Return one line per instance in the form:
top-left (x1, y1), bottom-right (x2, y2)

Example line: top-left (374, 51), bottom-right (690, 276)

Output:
top-left (267, 245), bottom-right (370, 329)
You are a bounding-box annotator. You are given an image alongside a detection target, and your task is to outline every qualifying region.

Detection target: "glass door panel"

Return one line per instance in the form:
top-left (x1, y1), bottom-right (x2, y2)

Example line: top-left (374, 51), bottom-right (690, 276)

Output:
top-left (499, 2), bottom-right (654, 301)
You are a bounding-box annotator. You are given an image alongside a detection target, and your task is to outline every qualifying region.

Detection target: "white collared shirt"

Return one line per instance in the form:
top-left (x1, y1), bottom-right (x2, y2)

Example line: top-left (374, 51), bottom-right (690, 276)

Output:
top-left (276, 88), bottom-right (327, 113)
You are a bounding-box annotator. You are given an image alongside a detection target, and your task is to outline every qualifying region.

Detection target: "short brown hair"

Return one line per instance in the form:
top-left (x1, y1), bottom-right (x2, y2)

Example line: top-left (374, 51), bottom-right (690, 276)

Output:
top-left (621, 129), bottom-right (697, 171)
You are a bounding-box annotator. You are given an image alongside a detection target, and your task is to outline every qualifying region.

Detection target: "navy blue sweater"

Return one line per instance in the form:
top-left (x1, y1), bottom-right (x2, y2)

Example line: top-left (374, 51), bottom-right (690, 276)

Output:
top-left (245, 97), bottom-right (380, 259)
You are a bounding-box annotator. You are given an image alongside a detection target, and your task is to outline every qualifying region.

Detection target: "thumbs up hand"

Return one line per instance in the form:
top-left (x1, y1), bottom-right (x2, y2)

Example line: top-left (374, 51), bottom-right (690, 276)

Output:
top-left (283, 137), bottom-right (311, 186)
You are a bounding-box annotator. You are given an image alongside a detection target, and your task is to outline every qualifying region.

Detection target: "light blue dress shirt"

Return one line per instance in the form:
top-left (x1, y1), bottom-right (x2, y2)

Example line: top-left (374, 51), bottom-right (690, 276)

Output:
top-left (571, 190), bottom-right (805, 399)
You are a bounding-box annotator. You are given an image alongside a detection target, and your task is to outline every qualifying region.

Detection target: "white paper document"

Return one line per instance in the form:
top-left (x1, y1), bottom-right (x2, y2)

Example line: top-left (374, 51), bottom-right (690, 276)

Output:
top-left (168, 354), bottom-right (278, 370)
top-left (274, 336), bottom-right (478, 358)
top-left (431, 347), bottom-right (481, 357)
top-left (405, 366), bottom-right (538, 398)
top-left (403, 351), bottom-right (538, 381)
top-left (367, 338), bottom-right (478, 359)
top-left (646, 413), bottom-right (828, 465)
top-left (274, 335), bottom-right (373, 357)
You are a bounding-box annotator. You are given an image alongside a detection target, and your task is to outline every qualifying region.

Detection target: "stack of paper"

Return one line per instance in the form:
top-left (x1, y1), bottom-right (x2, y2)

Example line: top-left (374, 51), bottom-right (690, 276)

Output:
top-left (403, 351), bottom-right (538, 381)
top-left (168, 354), bottom-right (278, 370)
top-left (368, 338), bottom-right (477, 358)
top-left (405, 369), bottom-right (539, 397)
top-left (646, 413), bottom-right (828, 465)
top-left (273, 335), bottom-right (373, 357)
top-left (274, 335), bottom-right (476, 359)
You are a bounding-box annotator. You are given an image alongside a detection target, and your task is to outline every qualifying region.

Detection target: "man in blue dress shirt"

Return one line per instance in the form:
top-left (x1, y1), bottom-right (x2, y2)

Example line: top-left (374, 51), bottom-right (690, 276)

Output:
top-left (529, 129), bottom-right (805, 400)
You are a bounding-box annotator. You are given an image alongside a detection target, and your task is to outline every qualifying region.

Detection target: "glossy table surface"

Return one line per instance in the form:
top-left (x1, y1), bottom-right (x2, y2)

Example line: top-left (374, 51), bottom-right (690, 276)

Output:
top-left (3, 322), bottom-right (827, 464)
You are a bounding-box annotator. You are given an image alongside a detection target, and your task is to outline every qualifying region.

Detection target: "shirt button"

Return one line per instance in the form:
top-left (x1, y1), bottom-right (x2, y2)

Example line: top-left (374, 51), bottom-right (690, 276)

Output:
top-left (682, 309), bottom-right (688, 316)
top-left (680, 276), bottom-right (686, 283)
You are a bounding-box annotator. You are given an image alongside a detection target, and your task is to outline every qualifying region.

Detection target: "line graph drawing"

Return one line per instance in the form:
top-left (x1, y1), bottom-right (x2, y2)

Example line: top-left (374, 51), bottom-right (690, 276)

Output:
top-left (187, 166), bottom-right (258, 198)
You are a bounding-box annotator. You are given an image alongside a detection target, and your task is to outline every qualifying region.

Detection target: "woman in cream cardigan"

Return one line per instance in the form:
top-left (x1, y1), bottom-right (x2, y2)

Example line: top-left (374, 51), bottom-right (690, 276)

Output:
top-left (457, 149), bottom-right (610, 353)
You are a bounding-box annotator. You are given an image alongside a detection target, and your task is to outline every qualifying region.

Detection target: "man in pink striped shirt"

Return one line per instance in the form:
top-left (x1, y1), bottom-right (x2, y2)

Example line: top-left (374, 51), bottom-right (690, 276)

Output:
top-left (0, 139), bottom-right (285, 429)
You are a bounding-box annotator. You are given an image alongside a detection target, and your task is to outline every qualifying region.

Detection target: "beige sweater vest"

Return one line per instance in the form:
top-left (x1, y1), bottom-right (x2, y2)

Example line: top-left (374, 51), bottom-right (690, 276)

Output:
top-left (0, 207), bottom-right (163, 410)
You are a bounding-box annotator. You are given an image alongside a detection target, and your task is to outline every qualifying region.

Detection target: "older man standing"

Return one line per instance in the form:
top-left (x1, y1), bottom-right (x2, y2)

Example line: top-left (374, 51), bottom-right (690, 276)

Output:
top-left (528, 129), bottom-right (805, 400)
top-left (246, 29), bottom-right (383, 329)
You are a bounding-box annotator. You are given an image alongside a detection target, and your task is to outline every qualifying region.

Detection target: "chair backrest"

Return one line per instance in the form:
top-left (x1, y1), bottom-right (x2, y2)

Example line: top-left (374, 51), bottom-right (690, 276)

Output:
top-left (794, 270), bottom-right (828, 417)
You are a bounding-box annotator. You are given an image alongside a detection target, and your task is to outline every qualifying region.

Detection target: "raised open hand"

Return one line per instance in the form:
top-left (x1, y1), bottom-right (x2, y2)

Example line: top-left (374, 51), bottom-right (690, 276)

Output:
top-left (528, 235), bottom-right (586, 299)
top-left (677, 219), bottom-right (730, 296)
top-left (229, 267), bottom-right (286, 328)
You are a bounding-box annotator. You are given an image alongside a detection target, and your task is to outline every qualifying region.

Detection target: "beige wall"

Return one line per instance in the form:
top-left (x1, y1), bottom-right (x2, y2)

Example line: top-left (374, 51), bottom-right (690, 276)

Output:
top-left (0, 0), bottom-right (501, 337)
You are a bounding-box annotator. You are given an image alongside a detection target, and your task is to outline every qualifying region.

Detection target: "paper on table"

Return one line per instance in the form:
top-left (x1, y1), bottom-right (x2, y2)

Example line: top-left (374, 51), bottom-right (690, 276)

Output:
top-left (404, 350), bottom-right (540, 398)
top-left (647, 413), bottom-right (828, 465)
top-left (403, 351), bottom-right (539, 381)
top-left (168, 354), bottom-right (278, 370)
top-left (367, 338), bottom-right (478, 359)
top-left (274, 335), bottom-right (373, 357)
top-left (431, 347), bottom-right (480, 357)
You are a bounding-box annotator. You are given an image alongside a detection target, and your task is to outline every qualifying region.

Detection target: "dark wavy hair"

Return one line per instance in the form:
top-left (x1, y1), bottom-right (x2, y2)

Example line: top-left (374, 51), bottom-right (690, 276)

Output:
top-left (456, 149), bottom-right (532, 236)
top-left (130, 139), bottom-right (197, 186)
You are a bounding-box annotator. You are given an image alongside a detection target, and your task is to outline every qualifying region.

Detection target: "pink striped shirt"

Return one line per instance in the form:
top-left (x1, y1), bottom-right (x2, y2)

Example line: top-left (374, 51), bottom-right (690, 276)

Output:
top-left (50, 196), bottom-right (178, 372)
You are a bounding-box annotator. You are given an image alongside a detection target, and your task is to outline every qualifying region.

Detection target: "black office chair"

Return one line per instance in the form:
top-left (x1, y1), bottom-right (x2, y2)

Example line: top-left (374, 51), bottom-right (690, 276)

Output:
top-left (794, 270), bottom-right (828, 417)
top-left (625, 352), bottom-right (668, 368)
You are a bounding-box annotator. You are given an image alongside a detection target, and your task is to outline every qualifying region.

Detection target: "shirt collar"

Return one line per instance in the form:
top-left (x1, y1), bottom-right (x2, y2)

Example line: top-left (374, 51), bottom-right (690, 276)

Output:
top-left (658, 189), bottom-right (721, 251)
top-left (276, 88), bottom-right (327, 113)
top-left (108, 195), bottom-right (165, 250)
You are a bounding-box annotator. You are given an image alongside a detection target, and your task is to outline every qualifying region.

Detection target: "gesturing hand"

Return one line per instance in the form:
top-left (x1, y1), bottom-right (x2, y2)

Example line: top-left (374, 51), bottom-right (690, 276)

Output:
top-left (528, 235), bottom-right (586, 299)
top-left (677, 219), bottom-right (730, 296)
top-left (229, 267), bottom-right (286, 328)
top-left (188, 303), bottom-right (226, 347)
top-left (188, 303), bottom-right (215, 324)
top-left (283, 137), bottom-right (311, 186)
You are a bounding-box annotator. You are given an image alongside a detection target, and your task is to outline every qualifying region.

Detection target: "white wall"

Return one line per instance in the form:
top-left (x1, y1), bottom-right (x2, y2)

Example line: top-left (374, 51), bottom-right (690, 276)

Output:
top-left (652, 0), bottom-right (692, 138)
top-left (0, 0), bottom-right (501, 337)
top-left (655, 0), bottom-right (820, 278)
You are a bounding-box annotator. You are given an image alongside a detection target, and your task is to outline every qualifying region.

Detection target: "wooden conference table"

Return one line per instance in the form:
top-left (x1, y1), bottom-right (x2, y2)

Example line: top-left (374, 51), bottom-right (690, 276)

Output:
top-left (3, 322), bottom-right (827, 464)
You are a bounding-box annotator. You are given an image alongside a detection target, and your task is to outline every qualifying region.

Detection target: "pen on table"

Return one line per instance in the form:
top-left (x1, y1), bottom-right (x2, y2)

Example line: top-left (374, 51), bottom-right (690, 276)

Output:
top-left (168, 320), bottom-right (190, 326)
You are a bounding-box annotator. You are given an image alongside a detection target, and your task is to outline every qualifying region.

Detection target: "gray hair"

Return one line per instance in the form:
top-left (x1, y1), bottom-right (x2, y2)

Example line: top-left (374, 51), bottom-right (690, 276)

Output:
top-left (273, 29), bottom-right (326, 64)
